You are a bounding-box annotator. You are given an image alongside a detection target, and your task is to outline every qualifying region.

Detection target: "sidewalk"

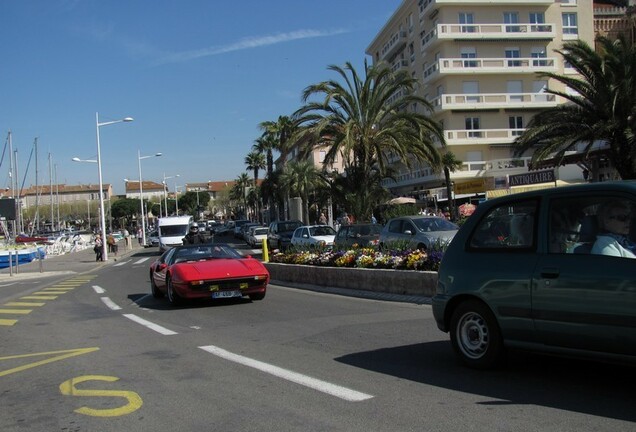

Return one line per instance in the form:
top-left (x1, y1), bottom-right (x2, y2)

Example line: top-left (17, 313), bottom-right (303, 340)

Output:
top-left (0, 240), bottom-right (146, 280)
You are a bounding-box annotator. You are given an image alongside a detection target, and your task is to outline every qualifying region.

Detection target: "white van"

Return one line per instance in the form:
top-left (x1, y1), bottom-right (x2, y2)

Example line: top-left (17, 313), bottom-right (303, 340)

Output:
top-left (158, 216), bottom-right (193, 252)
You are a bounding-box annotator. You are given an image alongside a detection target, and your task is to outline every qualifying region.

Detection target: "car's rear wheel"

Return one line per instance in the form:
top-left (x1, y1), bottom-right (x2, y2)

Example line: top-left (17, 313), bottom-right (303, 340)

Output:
top-left (150, 271), bottom-right (163, 298)
top-left (166, 276), bottom-right (181, 306)
top-left (450, 299), bottom-right (505, 369)
top-left (249, 292), bottom-right (266, 301)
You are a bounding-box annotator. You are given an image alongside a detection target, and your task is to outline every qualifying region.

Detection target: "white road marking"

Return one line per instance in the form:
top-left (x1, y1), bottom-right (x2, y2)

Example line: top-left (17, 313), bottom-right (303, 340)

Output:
top-left (134, 257), bottom-right (150, 264)
top-left (92, 285), bottom-right (105, 294)
top-left (198, 345), bottom-right (374, 402)
top-left (123, 314), bottom-right (178, 335)
top-left (113, 260), bottom-right (130, 267)
top-left (100, 297), bottom-right (121, 311)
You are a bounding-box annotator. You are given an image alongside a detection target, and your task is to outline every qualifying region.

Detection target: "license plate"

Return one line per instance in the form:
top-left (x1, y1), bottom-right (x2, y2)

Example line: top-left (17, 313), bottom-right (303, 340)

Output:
top-left (212, 290), bottom-right (242, 299)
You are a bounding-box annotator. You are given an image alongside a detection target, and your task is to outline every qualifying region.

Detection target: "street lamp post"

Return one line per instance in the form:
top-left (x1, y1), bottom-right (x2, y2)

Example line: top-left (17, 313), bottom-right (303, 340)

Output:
top-left (94, 112), bottom-right (133, 261)
top-left (175, 185), bottom-right (181, 215)
top-left (162, 173), bottom-right (179, 217)
top-left (136, 150), bottom-right (162, 246)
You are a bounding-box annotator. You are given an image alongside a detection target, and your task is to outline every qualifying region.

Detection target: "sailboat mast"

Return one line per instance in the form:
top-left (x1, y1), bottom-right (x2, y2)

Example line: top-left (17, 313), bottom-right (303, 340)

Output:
top-left (34, 138), bottom-right (39, 232)
top-left (49, 153), bottom-right (53, 232)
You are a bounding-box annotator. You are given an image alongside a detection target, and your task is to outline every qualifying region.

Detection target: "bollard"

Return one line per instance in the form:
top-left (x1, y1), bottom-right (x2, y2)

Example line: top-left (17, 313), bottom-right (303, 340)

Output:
top-left (262, 238), bottom-right (269, 263)
top-left (39, 250), bottom-right (43, 273)
top-left (9, 251), bottom-right (13, 276)
top-left (14, 251), bottom-right (18, 274)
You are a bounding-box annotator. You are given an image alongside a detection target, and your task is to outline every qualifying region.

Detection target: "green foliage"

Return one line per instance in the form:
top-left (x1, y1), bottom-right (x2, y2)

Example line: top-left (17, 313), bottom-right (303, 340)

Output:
top-left (111, 198), bottom-right (141, 219)
top-left (374, 204), bottom-right (418, 224)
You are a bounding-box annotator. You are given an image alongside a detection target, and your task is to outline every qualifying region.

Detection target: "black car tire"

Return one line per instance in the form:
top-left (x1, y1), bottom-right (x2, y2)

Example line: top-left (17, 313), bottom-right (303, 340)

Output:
top-left (450, 299), bottom-right (505, 369)
top-left (166, 276), bottom-right (181, 306)
top-left (150, 271), bottom-right (164, 298)
top-left (249, 292), bottom-right (266, 301)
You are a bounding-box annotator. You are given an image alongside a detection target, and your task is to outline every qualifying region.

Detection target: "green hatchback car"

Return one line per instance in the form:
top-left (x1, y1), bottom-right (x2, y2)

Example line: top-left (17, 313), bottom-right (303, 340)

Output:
top-left (432, 181), bottom-right (636, 369)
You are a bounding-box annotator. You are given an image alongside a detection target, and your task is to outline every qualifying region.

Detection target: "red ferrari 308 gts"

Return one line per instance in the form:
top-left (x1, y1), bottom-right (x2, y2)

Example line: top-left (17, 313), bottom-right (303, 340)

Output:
top-left (149, 244), bottom-right (269, 305)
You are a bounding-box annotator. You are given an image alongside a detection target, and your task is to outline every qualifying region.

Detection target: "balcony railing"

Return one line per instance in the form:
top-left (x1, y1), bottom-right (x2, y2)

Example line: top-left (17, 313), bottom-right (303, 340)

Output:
top-left (423, 57), bottom-right (557, 83)
top-left (381, 156), bottom-right (532, 189)
top-left (421, 22), bottom-right (555, 52)
top-left (381, 30), bottom-right (407, 61)
top-left (432, 92), bottom-right (559, 111)
top-left (445, 128), bottom-right (525, 145)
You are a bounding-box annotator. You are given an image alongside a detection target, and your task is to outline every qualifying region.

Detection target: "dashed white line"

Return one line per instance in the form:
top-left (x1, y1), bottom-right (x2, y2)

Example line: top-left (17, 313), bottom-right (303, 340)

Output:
top-left (100, 297), bottom-right (122, 311)
top-left (198, 345), bottom-right (374, 402)
top-left (134, 257), bottom-right (150, 264)
top-left (92, 285), bottom-right (105, 294)
top-left (123, 314), bottom-right (178, 335)
top-left (113, 260), bottom-right (130, 267)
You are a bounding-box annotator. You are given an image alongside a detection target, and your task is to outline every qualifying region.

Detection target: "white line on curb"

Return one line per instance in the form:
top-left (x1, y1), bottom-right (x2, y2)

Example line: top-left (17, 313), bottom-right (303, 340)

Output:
top-left (92, 285), bottom-right (105, 294)
top-left (100, 297), bottom-right (122, 311)
top-left (123, 314), bottom-right (178, 335)
top-left (198, 345), bottom-right (373, 402)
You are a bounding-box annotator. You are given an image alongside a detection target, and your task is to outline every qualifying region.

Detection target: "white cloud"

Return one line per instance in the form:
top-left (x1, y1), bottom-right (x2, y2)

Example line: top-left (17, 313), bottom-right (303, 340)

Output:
top-left (155, 28), bottom-right (348, 65)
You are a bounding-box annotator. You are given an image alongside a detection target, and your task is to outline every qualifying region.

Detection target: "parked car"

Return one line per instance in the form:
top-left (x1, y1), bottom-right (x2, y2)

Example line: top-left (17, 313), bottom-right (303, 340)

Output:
top-left (291, 225), bottom-right (337, 248)
top-left (267, 220), bottom-right (303, 251)
top-left (146, 231), bottom-right (160, 247)
top-left (233, 220), bottom-right (251, 238)
top-left (196, 221), bottom-right (207, 233)
top-left (247, 226), bottom-right (269, 248)
top-left (432, 181), bottom-right (636, 369)
top-left (334, 223), bottom-right (382, 250)
top-left (240, 222), bottom-right (261, 241)
top-left (379, 215), bottom-right (458, 250)
top-left (149, 243), bottom-right (269, 305)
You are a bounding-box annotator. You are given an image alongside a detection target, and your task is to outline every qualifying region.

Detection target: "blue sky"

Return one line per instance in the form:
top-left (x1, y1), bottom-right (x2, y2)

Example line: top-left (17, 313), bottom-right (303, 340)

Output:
top-left (1, 0), bottom-right (402, 195)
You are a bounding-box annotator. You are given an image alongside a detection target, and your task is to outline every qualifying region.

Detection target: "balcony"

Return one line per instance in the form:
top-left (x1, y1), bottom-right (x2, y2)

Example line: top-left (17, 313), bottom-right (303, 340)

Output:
top-left (381, 156), bottom-right (532, 189)
top-left (421, 23), bottom-right (555, 52)
top-left (423, 57), bottom-right (557, 83)
top-left (391, 58), bottom-right (409, 72)
top-left (445, 128), bottom-right (525, 146)
top-left (432, 92), bottom-right (560, 112)
top-left (380, 30), bottom-right (407, 61)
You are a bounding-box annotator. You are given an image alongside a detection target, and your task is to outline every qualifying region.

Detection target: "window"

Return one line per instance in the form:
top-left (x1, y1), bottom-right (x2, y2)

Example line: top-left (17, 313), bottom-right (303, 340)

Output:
top-left (548, 195), bottom-right (635, 257)
top-left (388, 219), bottom-right (403, 234)
top-left (459, 12), bottom-right (476, 33)
top-left (469, 199), bottom-right (538, 249)
top-left (505, 48), bottom-right (521, 67)
top-left (509, 116), bottom-right (523, 136)
top-left (461, 47), bottom-right (477, 68)
top-left (529, 12), bottom-right (547, 32)
top-left (562, 13), bottom-right (578, 35)
top-left (465, 117), bottom-right (481, 138)
top-left (531, 46), bottom-right (548, 66)
top-left (504, 12), bottom-right (520, 33)
top-left (463, 81), bottom-right (479, 103)
top-left (507, 80), bottom-right (523, 102)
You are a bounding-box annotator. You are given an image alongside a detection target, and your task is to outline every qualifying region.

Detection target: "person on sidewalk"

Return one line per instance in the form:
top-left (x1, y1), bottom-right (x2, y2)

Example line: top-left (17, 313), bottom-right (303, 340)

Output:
top-left (137, 228), bottom-right (143, 246)
top-left (94, 234), bottom-right (104, 262)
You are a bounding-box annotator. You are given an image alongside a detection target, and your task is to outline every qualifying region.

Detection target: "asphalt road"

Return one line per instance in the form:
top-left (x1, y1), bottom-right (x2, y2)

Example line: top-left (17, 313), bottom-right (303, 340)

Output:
top-left (0, 240), bottom-right (635, 431)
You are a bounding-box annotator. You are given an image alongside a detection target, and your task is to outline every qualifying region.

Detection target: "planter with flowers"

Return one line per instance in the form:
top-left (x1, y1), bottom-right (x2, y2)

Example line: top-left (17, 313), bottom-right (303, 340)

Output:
top-left (264, 243), bottom-right (443, 297)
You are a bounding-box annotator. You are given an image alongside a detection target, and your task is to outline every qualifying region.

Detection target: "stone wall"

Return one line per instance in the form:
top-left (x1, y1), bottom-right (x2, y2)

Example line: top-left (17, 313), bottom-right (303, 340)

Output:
top-left (264, 263), bottom-right (438, 297)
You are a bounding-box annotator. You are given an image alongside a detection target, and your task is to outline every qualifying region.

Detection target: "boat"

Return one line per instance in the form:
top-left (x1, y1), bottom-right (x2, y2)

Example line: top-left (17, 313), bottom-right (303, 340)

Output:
top-left (0, 246), bottom-right (47, 269)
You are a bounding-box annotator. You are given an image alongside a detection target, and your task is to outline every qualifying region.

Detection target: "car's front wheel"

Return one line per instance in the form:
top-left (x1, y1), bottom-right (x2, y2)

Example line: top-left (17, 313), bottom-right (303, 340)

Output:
top-left (450, 299), bottom-right (505, 369)
top-left (166, 276), bottom-right (182, 306)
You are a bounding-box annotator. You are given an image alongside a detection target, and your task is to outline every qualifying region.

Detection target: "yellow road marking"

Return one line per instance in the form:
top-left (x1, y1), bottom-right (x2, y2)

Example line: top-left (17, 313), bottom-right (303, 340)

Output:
top-left (44, 287), bottom-right (74, 290)
top-left (5, 302), bottom-right (45, 307)
top-left (59, 375), bottom-right (143, 417)
top-left (0, 319), bottom-right (18, 326)
top-left (21, 295), bottom-right (57, 300)
top-left (0, 309), bottom-right (32, 314)
top-left (34, 291), bottom-right (67, 295)
top-left (0, 347), bottom-right (100, 377)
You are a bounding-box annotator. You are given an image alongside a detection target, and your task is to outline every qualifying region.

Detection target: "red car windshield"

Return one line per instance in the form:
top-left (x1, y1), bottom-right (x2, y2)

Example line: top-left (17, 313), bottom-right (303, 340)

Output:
top-left (171, 245), bottom-right (242, 263)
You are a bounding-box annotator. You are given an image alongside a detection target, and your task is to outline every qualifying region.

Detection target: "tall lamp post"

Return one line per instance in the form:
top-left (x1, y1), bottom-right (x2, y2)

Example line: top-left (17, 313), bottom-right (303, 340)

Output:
top-left (174, 185), bottom-right (181, 215)
top-left (162, 173), bottom-right (180, 217)
top-left (136, 150), bottom-right (162, 246)
top-left (94, 113), bottom-right (133, 261)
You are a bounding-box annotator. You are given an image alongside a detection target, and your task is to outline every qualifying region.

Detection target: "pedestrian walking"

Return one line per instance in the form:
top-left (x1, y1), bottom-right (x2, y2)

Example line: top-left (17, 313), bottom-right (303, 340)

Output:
top-left (93, 234), bottom-right (104, 262)
top-left (137, 228), bottom-right (143, 246)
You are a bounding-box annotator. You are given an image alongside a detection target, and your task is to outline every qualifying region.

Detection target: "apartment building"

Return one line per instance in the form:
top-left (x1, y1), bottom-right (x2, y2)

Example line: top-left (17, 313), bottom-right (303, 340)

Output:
top-left (124, 180), bottom-right (166, 200)
top-left (17, 183), bottom-right (113, 208)
top-left (366, 0), bottom-right (594, 201)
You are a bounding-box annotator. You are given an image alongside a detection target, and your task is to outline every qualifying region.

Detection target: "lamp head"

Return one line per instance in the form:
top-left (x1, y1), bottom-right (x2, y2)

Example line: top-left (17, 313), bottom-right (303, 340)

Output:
top-left (123, 117), bottom-right (134, 122)
top-left (72, 157), bottom-right (81, 162)
top-left (155, 153), bottom-right (162, 157)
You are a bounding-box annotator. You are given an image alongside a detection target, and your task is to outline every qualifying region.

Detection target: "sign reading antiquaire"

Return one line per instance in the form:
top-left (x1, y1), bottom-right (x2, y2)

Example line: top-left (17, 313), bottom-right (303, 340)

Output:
top-left (508, 169), bottom-right (556, 187)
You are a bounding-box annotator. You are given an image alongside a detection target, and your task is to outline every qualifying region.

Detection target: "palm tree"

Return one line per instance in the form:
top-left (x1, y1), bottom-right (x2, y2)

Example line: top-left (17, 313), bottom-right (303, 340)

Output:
top-left (440, 152), bottom-right (463, 221)
top-left (294, 60), bottom-right (445, 220)
top-left (279, 160), bottom-right (323, 224)
top-left (231, 173), bottom-right (252, 219)
top-left (514, 35), bottom-right (636, 180)
top-left (245, 150), bottom-right (266, 221)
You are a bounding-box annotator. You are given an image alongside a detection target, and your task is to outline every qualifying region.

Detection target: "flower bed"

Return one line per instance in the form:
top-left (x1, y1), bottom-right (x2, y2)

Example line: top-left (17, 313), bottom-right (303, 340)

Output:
top-left (269, 245), bottom-right (443, 272)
